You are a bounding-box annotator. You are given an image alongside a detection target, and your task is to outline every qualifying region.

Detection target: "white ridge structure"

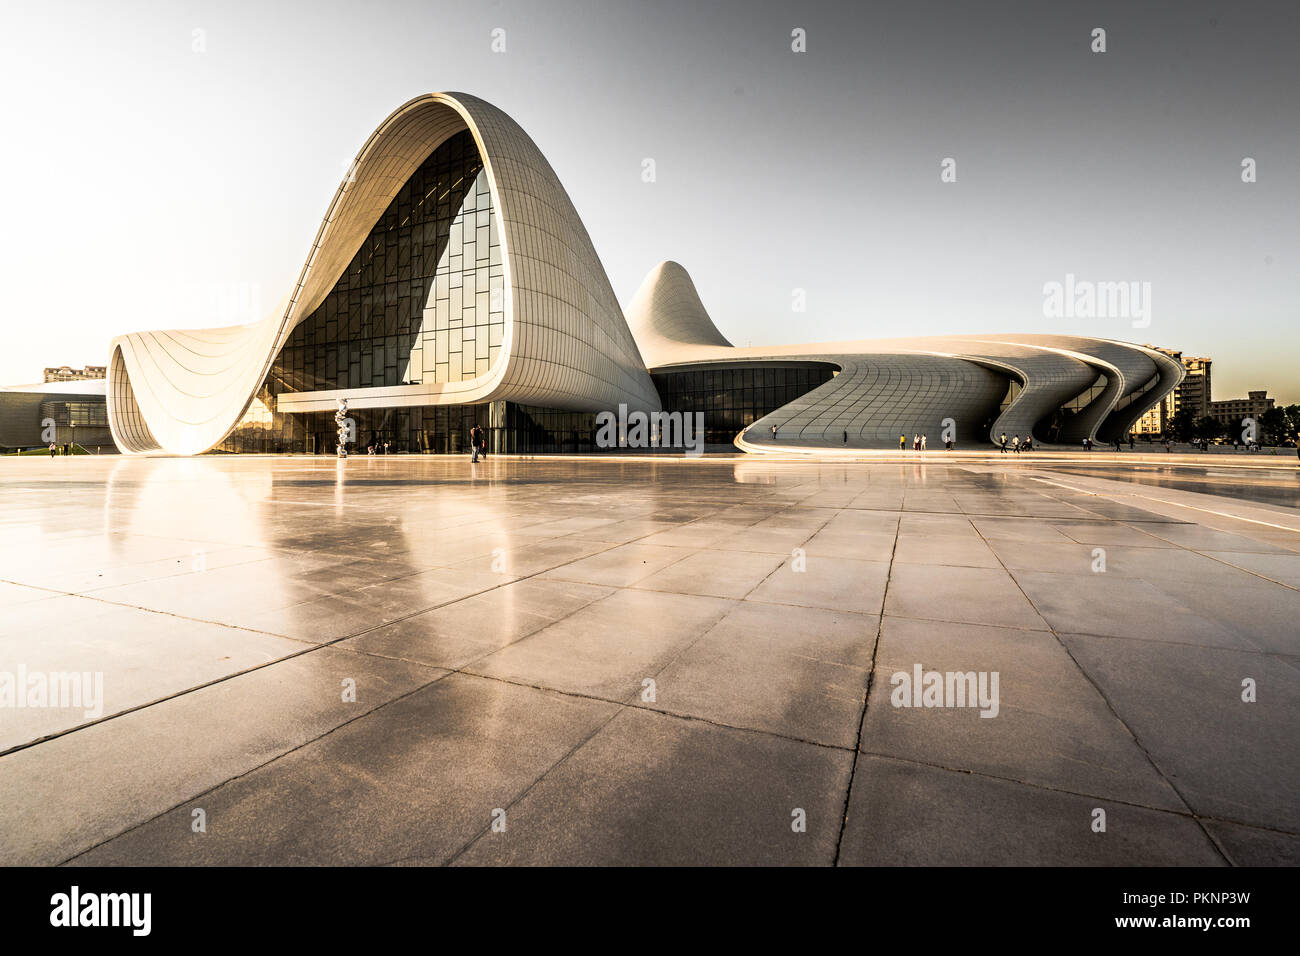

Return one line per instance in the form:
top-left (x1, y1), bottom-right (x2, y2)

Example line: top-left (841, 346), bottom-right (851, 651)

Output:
top-left (625, 261), bottom-right (1183, 451)
top-left (107, 95), bottom-right (1181, 456)
top-left (108, 93), bottom-right (659, 456)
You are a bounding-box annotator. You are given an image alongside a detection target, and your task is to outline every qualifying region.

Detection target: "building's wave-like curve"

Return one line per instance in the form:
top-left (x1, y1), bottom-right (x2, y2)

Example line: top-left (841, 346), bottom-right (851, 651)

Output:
top-left (108, 93), bottom-right (1182, 456)
top-left (626, 261), bottom-right (1184, 451)
top-left (108, 92), bottom-right (660, 455)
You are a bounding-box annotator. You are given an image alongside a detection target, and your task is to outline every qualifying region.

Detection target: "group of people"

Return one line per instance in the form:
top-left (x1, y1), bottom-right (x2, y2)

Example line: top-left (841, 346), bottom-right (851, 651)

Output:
top-left (895, 433), bottom-right (959, 451)
top-left (998, 433), bottom-right (1034, 453)
top-left (365, 441), bottom-right (391, 455)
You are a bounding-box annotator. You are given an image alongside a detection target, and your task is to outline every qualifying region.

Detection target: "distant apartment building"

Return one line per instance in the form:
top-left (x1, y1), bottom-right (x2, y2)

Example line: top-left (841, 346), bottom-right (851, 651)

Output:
top-left (1209, 390), bottom-right (1274, 429)
top-left (1133, 391), bottom-right (1172, 436)
top-left (1176, 356), bottom-right (1213, 418)
top-left (1133, 349), bottom-right (1212, 435)
top-left (43, 365), bottom-right (106, 383)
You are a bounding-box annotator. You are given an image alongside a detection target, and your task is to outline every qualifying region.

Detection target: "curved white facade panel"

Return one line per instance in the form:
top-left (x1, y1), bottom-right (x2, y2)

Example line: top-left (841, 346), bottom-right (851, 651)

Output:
top-left (105, 96), bottom-right (1183, 457)
top-left (630, 261), bottom-right (1183, 450)
top-left (626, 260), bottom-right (735, 359)
top-left (108, 93), bottom-right (658, 456)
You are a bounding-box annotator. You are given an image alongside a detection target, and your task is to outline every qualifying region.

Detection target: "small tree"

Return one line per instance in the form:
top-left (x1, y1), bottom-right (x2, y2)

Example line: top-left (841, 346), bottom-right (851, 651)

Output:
top-left (1280, 404), bottom-right (1300, 445)
top-left (1168, 407), bottom-right (1197, 442)
top-left (1194, 416), bottom-right (1226, 442)
top-left (1258, 407), bottom-right (1287, 446)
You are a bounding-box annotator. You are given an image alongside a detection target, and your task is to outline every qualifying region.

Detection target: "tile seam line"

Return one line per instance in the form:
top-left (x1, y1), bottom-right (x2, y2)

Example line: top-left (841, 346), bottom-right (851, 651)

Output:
top-left (0, 511), bottom-right (732, 759)
top-left (1025, 474), bottom-right (1300, 534)
top-left (832, 518), bottom-right (900, 866)
top-left (435, 701), bottom-right (628, 868)
top-left (1027, 479), bottom-right (1300, 594)
top-left (15, 468), bottom-right (1279, 858)
top-left (39, 656), bottom-right (1297, 864)
top-left (50, 575), bottom-right (631, 865)
top-left (438, 504), bottom-right (845, 867)
top-left (969, 485), bottom-right (1235, 866)
top-left (0, 570), bottom-right (391, 636)
top-left (892, 620), bottom-right (1300, 661)
top-left (855, 749), bottom-right (1300, 837)
top-left (424, 675), bottom-right (866, 867)
top-left (54, 667), bottom-right (461, 867)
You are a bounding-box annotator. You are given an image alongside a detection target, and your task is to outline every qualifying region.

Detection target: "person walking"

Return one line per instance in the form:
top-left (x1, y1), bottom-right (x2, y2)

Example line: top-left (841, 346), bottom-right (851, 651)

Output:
top-left (899, 434), bottom-right (906, 451)
top-left (945, 435), bottom-right (953, 450)
top-left (842, 429), bottom-right (848, 445)
top-left (921, 434), bottom-right (927, 451)
top-left (49, 442), bottom-right (56, 458)
top-left (1012, 435), bottom-right (1020, 453)
top-left (913, 433), bottom-right (920, 450)
top-left (470, 424), bottom-right (482, 463)
top-left (771, 424), bottom-right (778, 441)
top-left (999, 433), bottom-right (1008, 453)
top-left (1129, 434), bottom-right (1135, 450)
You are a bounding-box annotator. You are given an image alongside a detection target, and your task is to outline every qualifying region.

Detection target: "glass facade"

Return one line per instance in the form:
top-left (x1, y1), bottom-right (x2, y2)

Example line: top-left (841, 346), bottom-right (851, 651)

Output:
top-left (651, 364), bottom-right (836, 446)
top-left (1112, 373), bottom-right (1160, 414)
top-left (1036, 372), bottom-right (1109, 442)
top-left (40, 399), bottom-right (108, 428)
top-left (218, 401), bottom-right (598, 455)
top-left (211, 132), bottom-right (835, 456)
top-left (219, 128), bottom-right (540, 454)
top-left (274, 128), bottom-right (504, 396)
top-left (37, 397), bottom-right (111, 449)
top-left (998, 380), bottom-right (1023, 413)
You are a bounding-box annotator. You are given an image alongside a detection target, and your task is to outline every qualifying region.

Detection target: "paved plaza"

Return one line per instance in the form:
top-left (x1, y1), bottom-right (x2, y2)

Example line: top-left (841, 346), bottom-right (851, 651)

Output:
top-left (1, 453), bottom-right (1297, 866)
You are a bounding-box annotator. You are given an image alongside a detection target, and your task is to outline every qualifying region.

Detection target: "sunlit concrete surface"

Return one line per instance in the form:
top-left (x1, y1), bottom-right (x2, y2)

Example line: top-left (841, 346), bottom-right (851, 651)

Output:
top-left (0, 454), bottom-right (1297, 866)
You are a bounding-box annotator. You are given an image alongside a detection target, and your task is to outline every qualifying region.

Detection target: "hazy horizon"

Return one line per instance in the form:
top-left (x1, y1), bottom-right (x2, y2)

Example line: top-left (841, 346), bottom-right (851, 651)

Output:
top-left (1, 0), bottom-right (1296, 402)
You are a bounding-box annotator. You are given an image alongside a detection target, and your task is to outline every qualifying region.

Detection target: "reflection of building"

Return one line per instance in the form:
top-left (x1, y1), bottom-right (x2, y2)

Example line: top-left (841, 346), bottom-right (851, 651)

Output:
top-left (106, 92), bottom-right (1183, 455)
top-left (0, 380), bottom-right (112, 451)
top-left (1133, 349), bottom-right (1211, 436)
top-left (1210, 390), bottom-right (1274, 429)
top-left (43, 365), bottom-right (106, 383)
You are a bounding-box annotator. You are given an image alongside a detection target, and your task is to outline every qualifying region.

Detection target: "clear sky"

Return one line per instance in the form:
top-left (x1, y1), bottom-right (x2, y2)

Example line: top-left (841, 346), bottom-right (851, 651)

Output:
top-left (1, 0), bottom-right (1296, 401)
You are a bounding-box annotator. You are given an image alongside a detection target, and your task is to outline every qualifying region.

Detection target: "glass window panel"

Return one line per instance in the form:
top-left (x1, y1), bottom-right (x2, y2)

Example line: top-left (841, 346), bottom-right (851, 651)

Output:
top-left (262, 130), bottom-right (498, 409)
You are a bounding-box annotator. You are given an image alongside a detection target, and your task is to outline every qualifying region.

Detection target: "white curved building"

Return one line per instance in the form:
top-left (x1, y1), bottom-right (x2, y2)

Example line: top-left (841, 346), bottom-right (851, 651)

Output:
top-left (108, 92), bottom-right (659, 456)
top-left (107, 94), bottom-right (1180, 456)
top-left (626, 261), bottom-right (1183, 451)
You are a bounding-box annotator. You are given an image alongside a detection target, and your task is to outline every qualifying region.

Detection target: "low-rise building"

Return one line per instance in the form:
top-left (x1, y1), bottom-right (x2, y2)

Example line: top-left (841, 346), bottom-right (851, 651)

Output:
top-left (0, 380), bottom-right (112, 452)
top-left (1209, 390), bottom-right (1274, 429)
top-left (43, 365), bottom-right (107, 383)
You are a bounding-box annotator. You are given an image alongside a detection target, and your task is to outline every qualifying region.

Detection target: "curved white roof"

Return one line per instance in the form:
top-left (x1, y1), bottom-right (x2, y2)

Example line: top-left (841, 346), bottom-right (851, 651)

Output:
top-left (108, 93), bottom-right (660, 456)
